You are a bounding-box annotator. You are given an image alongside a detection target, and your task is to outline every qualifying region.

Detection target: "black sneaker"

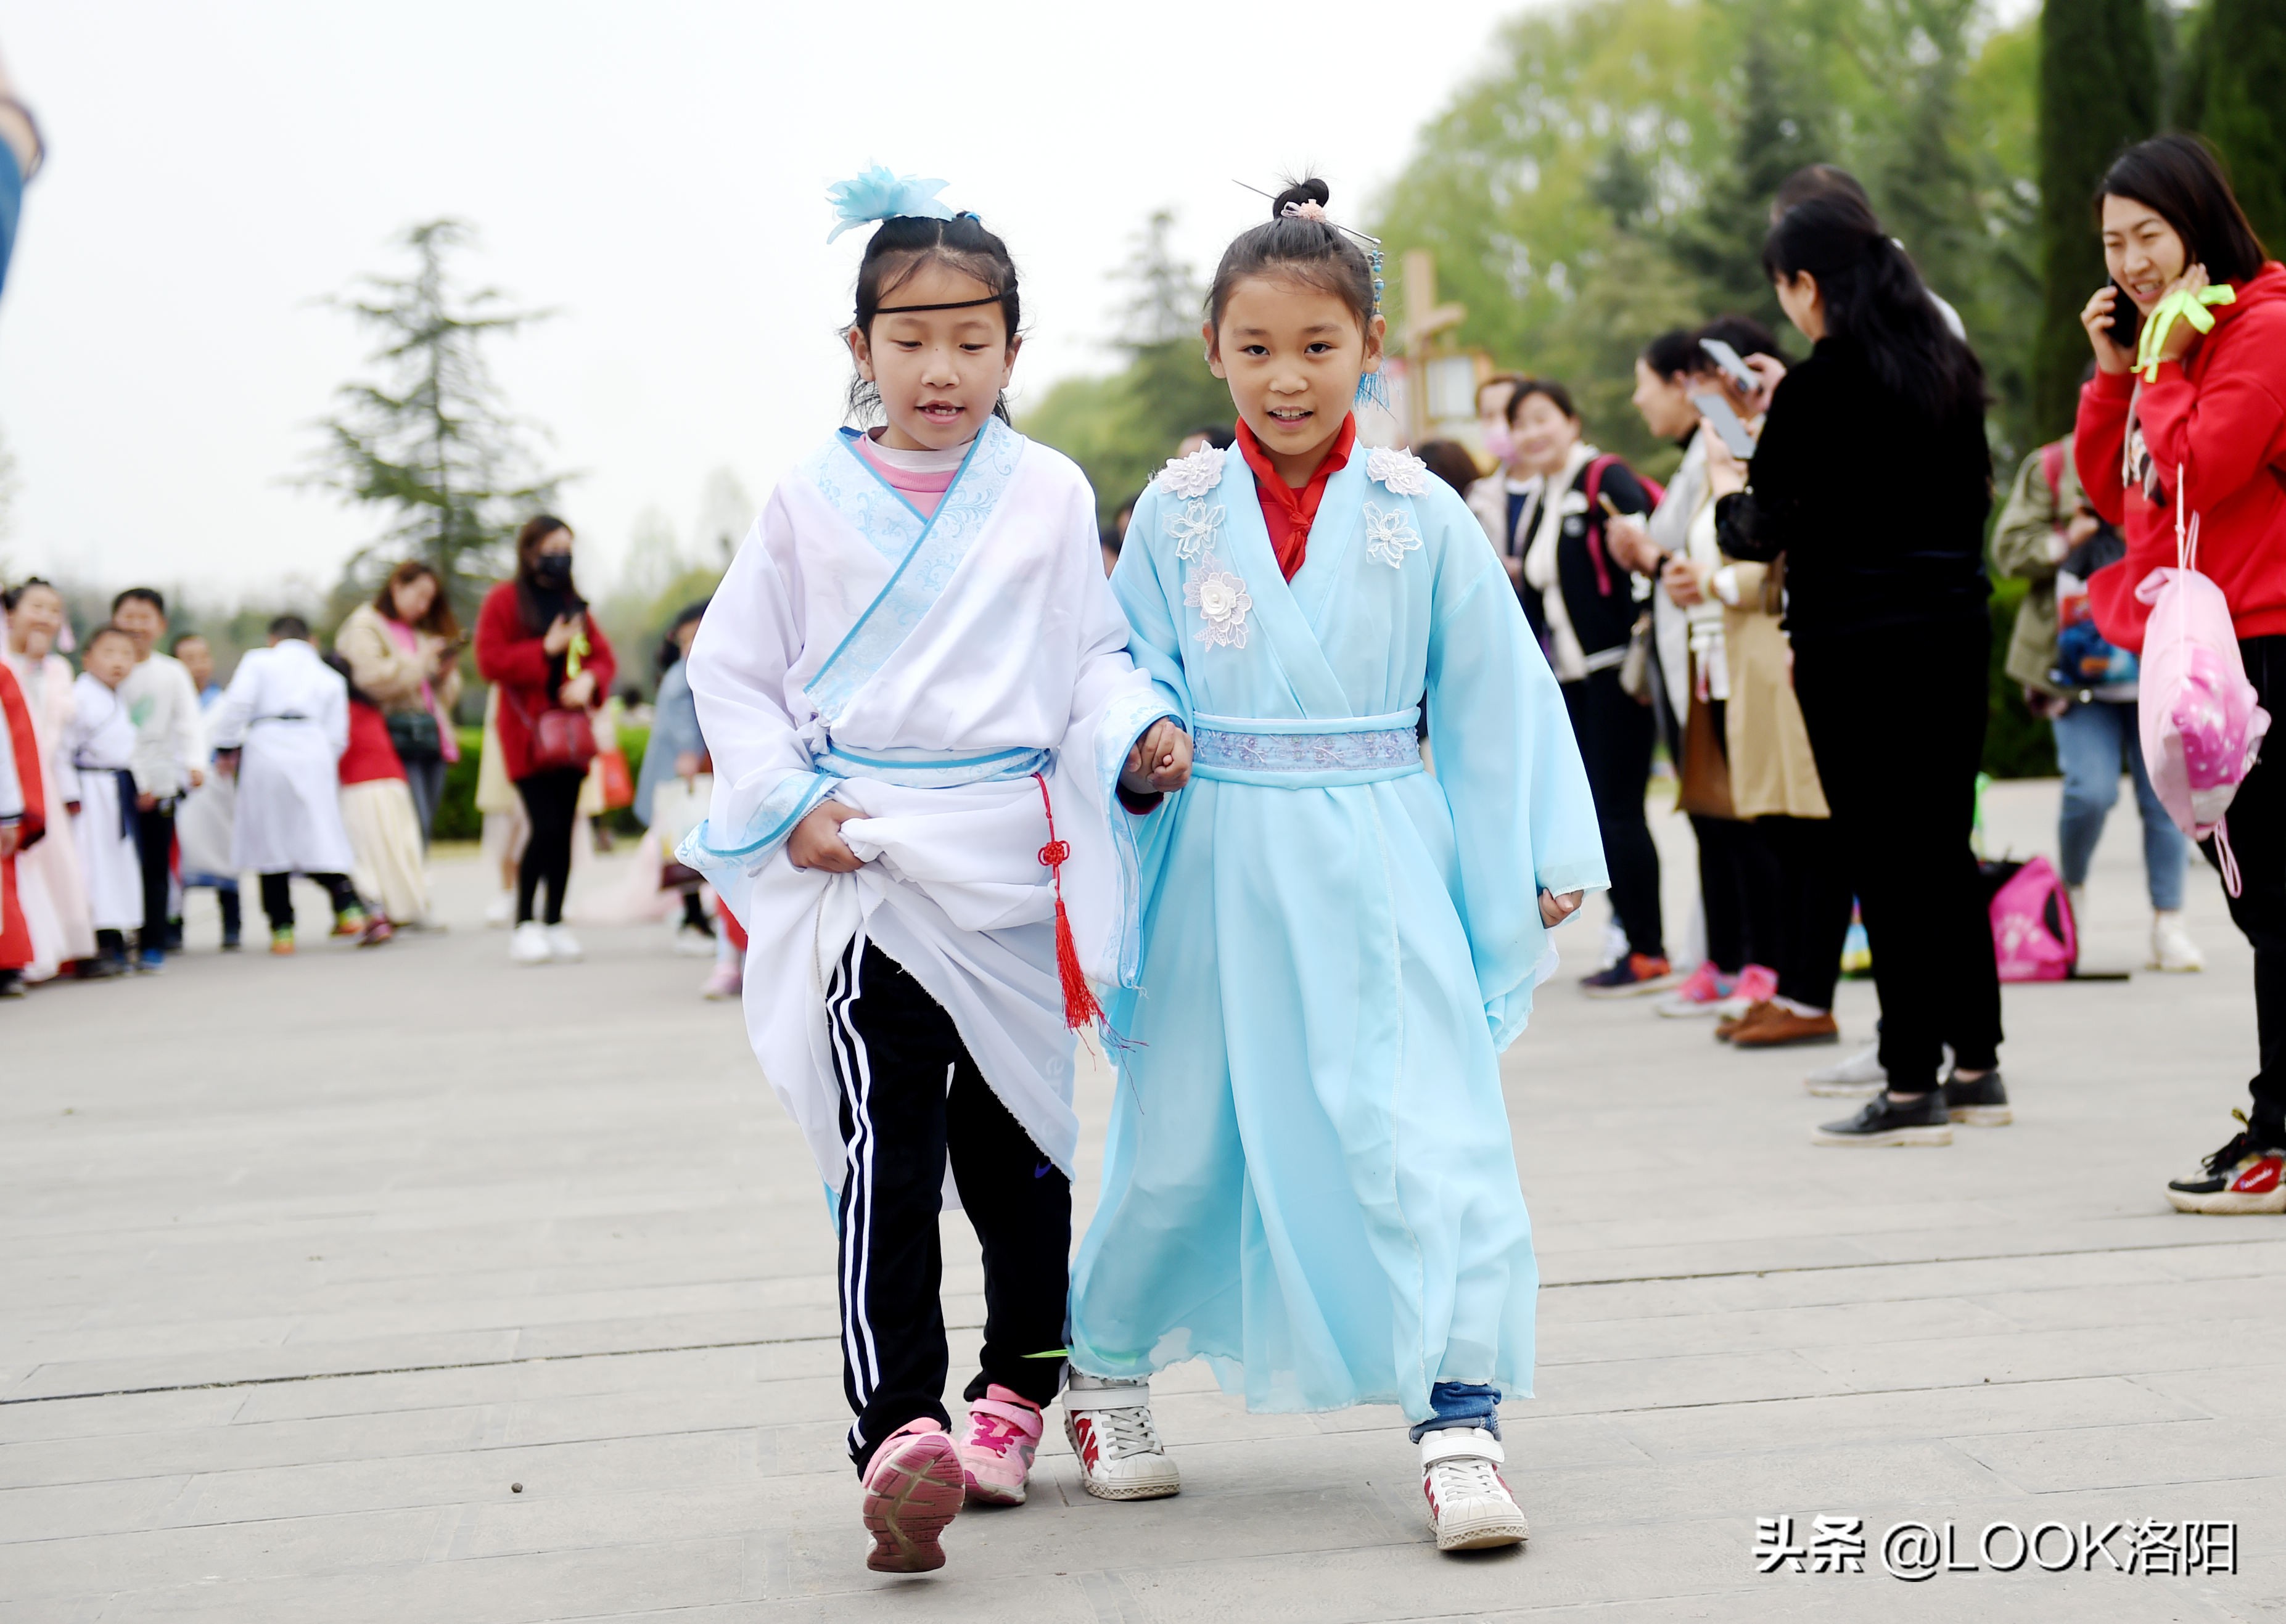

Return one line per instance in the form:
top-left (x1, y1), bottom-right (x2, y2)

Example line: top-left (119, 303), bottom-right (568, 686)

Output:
top-left (1814, 1092), bottom-right (1952, 1147)
top-left (2166, 1113), bottom-right (2286, 1214)
top-left (1941, 1070), bottom-right (2012, 1126)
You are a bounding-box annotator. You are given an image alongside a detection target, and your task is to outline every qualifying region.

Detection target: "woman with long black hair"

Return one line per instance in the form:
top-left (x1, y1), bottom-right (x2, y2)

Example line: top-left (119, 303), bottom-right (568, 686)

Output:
top-left (474, 515), bottom-right (618, 965)
top-left (1714, 192), bottom-right (2004, 1147)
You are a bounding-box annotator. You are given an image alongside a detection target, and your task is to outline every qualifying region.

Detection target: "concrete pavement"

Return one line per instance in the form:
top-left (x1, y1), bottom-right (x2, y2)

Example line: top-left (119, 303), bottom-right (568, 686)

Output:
top-left (1, 780), bottom-right (2280, 1621)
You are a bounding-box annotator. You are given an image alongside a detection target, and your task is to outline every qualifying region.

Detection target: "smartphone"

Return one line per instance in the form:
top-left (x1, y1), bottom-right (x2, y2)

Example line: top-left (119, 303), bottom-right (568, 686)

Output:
top-left (1690, 392), bottom-right (1759, 460)
top-left (1699, 336), bottom-right (1759, 394)
top-left (2106, 280), bottom-right (2142, 350)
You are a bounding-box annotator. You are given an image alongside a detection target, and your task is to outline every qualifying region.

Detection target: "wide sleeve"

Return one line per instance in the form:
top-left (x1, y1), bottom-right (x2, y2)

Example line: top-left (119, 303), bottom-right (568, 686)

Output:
top-left (207, 655), bottom-right (261, 752)
top-left (1423, 498), bottom-right (1609, 1051)
top-left (2073, 369), bottom-right (2134, 528)
top-left (1106, 482), bottom-right (1196, 736)
top-left (1989, 449), bottom-right (2063, 581)
top-left (680, 495), bottom-right (834, 907)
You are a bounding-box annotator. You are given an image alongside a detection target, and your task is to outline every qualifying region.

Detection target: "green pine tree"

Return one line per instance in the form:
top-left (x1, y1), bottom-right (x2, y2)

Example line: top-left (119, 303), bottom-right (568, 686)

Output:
top-left (1878, 0), bottom-right (1980, 310)
top-left (2032, 0), bottom-right (2156, 438)
top-left (303, 219), bottom-right (570, 625)
top-left (2198, 0), bottom-right (2286, 253)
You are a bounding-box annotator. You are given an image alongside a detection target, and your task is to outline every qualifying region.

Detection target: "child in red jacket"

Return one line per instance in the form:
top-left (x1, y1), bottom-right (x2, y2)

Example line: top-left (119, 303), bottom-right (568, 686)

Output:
top-left (2074, 134), bottom-right (2286, 1212)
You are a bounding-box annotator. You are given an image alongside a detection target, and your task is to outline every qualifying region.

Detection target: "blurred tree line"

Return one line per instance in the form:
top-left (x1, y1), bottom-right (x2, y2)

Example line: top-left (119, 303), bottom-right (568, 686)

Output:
top-left (1026, 0), bottom-right (2284, 777)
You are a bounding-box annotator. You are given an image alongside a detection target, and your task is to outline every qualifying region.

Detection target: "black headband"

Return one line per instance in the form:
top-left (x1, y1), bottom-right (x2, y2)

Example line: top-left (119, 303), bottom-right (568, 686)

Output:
top-left (871, 292), bottom-right (1009, 314)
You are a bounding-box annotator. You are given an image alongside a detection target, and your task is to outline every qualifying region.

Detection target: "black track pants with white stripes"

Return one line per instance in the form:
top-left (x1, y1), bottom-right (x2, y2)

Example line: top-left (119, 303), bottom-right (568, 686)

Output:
top-left (828, 937), bottom-right (1071, 1475)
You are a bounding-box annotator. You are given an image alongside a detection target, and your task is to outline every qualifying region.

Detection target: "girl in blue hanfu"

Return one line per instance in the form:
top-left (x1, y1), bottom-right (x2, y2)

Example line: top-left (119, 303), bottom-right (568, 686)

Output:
top-left (1065, 179), bottom-right (1608, 1554)
top-left (680, 171), bottom-right (1189, 1576)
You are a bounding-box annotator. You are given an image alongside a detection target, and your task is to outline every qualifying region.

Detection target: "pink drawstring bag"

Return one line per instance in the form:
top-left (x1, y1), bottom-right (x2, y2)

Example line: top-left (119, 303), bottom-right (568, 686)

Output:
top-left (1988, 856), bottom-right (2076, 982)
top-left (2134, 470), bottom-right (2270, 895)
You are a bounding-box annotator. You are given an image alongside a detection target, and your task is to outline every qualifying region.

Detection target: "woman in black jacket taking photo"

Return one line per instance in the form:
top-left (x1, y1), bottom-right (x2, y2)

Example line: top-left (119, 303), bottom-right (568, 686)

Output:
top-left (1712, 192), bottom-right (2005, 1147)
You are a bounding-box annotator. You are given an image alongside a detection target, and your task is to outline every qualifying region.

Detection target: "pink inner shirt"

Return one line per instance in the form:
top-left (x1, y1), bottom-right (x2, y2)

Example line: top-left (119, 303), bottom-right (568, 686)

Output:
top-left (851, 432), bottom-right (968, 519)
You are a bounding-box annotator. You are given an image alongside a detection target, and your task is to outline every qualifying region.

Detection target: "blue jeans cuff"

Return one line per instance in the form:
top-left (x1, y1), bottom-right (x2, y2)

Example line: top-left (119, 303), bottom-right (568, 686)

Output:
top-left (1408, 1381), bottom-right (1502, 1443)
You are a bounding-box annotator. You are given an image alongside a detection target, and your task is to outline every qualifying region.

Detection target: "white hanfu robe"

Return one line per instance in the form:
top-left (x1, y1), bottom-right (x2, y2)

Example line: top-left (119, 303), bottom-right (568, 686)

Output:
top-left (208, 641), bottom-right (355, 876)
top-left (1068, 440), bottom-right (1608, 1424)
top-left (60, 675), bottom-right (143, 932)
top-left (681, 417), bottom-right (1169, 1204)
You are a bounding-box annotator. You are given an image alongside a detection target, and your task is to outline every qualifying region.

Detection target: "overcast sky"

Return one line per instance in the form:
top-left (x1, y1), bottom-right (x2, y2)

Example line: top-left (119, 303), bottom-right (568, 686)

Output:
top-left (0, 1), bottom-right (1533, 604)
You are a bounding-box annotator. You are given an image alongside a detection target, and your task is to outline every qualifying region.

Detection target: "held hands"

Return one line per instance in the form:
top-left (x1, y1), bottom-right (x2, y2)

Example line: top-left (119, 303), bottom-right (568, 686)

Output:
top-left (1122, 718), bottom-right (1193, 797)
top-left (787, 800), bottom-right (866, 872)
top-left (1539, 888), bottom-right (1584, 928)
top-left (542, 613), bottom-right (582, 657)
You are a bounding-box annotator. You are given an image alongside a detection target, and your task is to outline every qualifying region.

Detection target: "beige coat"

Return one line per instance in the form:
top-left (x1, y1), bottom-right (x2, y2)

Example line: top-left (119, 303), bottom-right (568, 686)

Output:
top-left (335, 602), bottom-right (463, 718)
top-left (1717, 552), bottom-right (1829, 819)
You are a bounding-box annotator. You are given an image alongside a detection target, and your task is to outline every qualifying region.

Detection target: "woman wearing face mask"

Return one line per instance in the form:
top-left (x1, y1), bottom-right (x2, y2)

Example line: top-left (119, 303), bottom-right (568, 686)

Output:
top-left (2073, 134), bottom-right (2286, 1213)
top-left (475, 515), bottom-right (618, 966)
top-left (1463, 372), bottom-right (1529, 572)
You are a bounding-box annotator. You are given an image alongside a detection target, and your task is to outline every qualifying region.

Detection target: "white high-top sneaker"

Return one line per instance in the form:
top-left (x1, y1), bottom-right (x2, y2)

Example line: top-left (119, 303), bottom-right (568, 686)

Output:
top-left (1063, 1372), bottom-right (1180, 1501)
top-left (2152, 911), bottom-right (2205, 972)
top-left (1420, 1427), bottom-right (1529, 1552)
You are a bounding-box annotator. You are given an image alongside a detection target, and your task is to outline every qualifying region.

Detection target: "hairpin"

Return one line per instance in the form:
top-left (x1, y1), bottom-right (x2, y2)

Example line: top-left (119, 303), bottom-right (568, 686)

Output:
top-left (1233, 181), bottom-right (1391, 410)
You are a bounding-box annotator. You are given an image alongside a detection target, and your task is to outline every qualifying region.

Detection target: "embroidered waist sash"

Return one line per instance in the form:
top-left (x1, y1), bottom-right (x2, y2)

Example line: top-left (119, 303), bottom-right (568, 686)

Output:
top-left (1190, 709), bottom-right (1423, 788)
top-left (815, 741), bottom-right (1051, 790)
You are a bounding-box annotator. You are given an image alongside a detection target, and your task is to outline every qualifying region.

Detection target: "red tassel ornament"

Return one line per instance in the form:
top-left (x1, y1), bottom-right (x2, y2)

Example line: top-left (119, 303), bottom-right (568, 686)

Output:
top-left (1033, 772), bottom-right (1108, 1031)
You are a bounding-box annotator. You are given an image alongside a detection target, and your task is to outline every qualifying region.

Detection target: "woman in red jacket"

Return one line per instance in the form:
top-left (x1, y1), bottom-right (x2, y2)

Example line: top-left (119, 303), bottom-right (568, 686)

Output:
top-left (475, 515), bottom-right (617, 966)
top-left (2074, 134), bottom-right (2286, 1212)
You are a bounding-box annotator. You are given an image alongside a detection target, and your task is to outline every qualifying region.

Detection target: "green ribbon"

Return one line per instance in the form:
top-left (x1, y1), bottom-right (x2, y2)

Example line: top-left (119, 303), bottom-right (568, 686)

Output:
top-left (2136, 283), bottom-right (2235, 381)
top-left (565, 626), bottom-right (591, 681)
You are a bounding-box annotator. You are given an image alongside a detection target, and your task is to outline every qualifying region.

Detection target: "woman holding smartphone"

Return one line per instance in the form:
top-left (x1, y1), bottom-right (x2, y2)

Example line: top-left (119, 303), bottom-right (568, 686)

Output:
top-left (1712, 192), bottom-right (2002, 1148)
top-left (2071, 134), bottom-right (2286, 1213)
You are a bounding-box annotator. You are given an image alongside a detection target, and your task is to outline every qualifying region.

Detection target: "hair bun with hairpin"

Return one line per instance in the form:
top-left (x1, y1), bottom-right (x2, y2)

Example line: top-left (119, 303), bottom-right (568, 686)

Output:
top-left (1271, 178), bottom-right (1333, 222)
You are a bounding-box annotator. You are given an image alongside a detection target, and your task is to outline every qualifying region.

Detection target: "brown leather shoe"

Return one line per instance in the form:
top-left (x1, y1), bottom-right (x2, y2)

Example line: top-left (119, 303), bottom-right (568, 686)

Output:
top-left (1730, 1008), bottom-right (1841, 1048)
top-left (1714, 999), bottom-right (1777, 1043)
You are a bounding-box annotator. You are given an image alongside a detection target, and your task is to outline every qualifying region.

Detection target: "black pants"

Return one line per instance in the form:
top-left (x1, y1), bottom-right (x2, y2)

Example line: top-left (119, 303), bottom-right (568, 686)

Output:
top-left (258, 871), bottom-right (359, 932)
top-left (1693, 813), bottom-right (1783, 975)
top-left (514, 768), bottom-right (585, 925)
top-left (135, 800), bottom-right (175, 952)
top-left (403, 755), bottom-right (446, 848)
top-left (828, 938), bottom-right (1070, 1475)
top-left (1759, 814), bottom-right (1854, 1012)
top-left (1564, 666), bottom-right (1664, 958)
top-left (2212, 636), bottom-right (2286, 1139)
top-left (1793, 621), bottom-right (2002, 1093)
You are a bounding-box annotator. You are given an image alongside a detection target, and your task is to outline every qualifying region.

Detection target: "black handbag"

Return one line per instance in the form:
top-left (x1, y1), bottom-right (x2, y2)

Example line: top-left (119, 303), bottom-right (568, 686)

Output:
top-left (385, 708), bottom-right (443, 761)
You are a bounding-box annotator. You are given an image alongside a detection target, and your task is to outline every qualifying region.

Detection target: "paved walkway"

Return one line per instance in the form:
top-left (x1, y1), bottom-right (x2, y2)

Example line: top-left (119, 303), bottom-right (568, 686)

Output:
top-left (2, 781), bottom-right (2279, 1621)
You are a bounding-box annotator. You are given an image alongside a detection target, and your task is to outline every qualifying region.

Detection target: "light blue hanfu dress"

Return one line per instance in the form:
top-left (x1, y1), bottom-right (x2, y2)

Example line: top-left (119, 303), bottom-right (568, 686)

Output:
top-left (1068, 435), bottom-right (1608, 1424)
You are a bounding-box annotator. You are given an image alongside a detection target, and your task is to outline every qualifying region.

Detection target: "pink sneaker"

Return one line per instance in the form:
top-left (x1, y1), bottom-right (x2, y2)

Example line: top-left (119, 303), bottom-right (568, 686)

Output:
top-left (956, 1385), bottom-right (1045, 1506)
top-left (860, 1419), bottom-right (963, 1573)
top-left (1714, 963), bottom-right (1778, 1019)
top-left (1655, 960), bottom-right (1733, 1018)
top-left (701, 960), bottom-right (742, 1001)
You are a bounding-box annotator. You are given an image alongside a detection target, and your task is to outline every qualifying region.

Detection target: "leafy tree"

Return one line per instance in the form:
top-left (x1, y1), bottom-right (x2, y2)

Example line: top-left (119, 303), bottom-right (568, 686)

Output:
top-left (2197, 0), bottom-right (2286, 253)
top-left (2032, 0), bottom-right (2156, 438)
top-left (1024, 210), bottom-right (1230, 525)
top-left (303, 219), bottom-right (570, 626)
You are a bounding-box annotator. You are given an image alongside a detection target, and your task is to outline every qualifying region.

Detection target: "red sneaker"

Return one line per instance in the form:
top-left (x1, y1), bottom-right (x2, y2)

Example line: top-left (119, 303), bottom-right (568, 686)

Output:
top-left (2168, 1115), bottom-right (2286, 1214)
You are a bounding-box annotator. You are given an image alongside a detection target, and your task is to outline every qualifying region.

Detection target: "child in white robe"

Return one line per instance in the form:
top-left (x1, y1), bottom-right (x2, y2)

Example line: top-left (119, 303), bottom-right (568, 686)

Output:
top-left (1066, 181), bottom-right (1608, 1554)
top-left (681, 173), bottom-right (1186, 1577)
top-left (208, 616), bottom-right (374, 953)
top-left (59, 626), bottom-right (144, 970)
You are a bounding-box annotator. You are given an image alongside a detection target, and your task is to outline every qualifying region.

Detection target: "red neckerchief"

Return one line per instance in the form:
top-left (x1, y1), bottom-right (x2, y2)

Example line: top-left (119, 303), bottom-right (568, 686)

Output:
top-left (1235, 413), bottom-right (1357, 581)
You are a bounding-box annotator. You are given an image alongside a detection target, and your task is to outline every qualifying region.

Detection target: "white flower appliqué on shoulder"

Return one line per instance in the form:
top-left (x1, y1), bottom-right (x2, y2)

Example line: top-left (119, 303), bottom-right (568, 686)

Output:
top-left (1362, 501), bottom-right (1423, 570)
top-left (1365, 446), bottom-right (1430, 496)
top-left (1166, 499), bottom-right (1225, 562)
top-left (1156, 445), bottom-right (1226, 499)
top-left (1185, 565), bottom-right (1254, 649)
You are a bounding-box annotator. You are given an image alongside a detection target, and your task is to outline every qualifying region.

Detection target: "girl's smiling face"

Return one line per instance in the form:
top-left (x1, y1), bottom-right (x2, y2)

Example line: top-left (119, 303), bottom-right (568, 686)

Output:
top-left (1205, 273), bottom-right (1385, 486)
top-left (2102, 194), bottom-right (2190, 311)
top-left (848, 260), bottom-right (1020, 453)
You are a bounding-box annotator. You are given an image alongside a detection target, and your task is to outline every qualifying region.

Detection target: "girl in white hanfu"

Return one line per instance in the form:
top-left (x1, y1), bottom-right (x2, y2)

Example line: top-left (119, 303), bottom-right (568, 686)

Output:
top-left (1065, 180), bottom-right (1610, 1555)
top-left (59, 626), bottom-right (146, 966)
top-left (680, 171), bottom-right (1188, 1577)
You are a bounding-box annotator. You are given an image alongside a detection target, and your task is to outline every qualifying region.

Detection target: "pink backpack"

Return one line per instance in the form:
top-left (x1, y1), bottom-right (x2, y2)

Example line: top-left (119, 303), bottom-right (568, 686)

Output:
top-left (1988, 856), bottom-right (2076, 982)
top-left (2133, 469), bottom-right (2271, 894)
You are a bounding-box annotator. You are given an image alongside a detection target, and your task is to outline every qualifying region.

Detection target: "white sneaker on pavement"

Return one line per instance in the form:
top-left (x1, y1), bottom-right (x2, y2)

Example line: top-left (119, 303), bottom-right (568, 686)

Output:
top-left (1063, 1372), bottom-right (1180, 1501)
top-left (1806, 1041), bottom-right (1955, 1097)
top-left (509, 921), bottom-right (552, 966)
top-left (545, 924), bottom-right (583, 963)
top-left (1420, 1427), bottom-right (1529, 1552)
top-left (2151, 910), bottom-right (2205, 972)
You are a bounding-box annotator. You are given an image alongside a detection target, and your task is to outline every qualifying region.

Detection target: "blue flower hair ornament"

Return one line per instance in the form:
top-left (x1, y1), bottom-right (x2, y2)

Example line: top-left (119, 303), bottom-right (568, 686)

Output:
top-left (825, 166), bottom-right (956, 244)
